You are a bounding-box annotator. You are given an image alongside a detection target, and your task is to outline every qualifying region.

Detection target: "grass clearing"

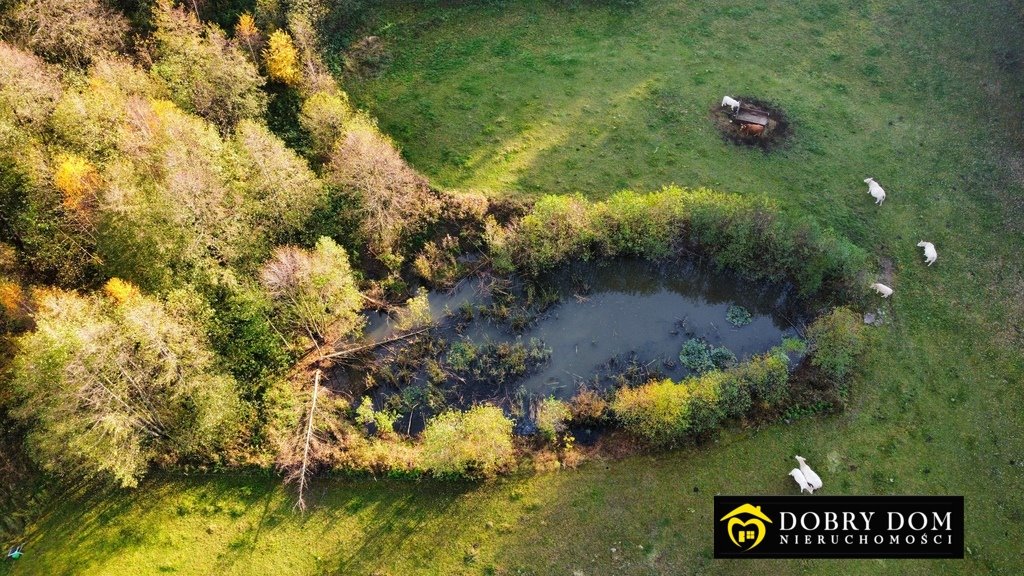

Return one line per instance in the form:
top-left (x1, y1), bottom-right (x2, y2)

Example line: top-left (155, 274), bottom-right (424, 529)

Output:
top-left (8, 0), bottom-right (1024, 574)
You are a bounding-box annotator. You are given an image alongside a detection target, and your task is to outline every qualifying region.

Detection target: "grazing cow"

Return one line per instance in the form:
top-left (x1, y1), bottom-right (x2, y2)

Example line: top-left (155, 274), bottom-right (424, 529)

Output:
top-left (721, 95), bottom-right (740, 112)
top-left (870, 282), bottom-right (893, 298)
top-left (795, 456), bottom-right (823, 491)
top-left (739, 123), bottom-right (765, 137)
top-left (864, 177), bottom-right (886, 205)
top-left (917, 241), bottom-right (938, 266)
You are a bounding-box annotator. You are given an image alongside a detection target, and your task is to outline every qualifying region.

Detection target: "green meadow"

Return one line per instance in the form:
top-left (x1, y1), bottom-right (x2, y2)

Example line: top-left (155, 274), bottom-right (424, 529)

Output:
top-left (9, 0), bottom-right (1024, 574)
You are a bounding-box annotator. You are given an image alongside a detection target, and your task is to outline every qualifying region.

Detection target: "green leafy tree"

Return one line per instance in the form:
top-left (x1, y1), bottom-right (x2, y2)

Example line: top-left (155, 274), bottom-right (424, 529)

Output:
top-left (260, 237), bottom-right (364, 343)
top-left (9, 287), bottom-right (239, 487)
top-left (151, 0), bottom-right (267, 131)
top-left (298, 90), bottom-right (353, 160)
top-left (227, 119), bottom-right (327, 252)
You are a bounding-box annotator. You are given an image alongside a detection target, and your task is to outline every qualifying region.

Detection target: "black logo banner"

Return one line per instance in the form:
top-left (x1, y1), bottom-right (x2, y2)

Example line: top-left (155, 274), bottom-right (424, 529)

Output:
top-left (714, 496), bottom-right (964, 559)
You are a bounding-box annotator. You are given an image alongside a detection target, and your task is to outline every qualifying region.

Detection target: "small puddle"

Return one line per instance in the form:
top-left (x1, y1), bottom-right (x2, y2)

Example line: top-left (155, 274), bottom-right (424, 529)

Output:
top-left (335, 259), bottom-right (805, 434)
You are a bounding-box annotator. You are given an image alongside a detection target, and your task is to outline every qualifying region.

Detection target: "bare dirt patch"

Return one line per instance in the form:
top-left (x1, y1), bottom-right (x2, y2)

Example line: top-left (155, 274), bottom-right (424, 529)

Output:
top-left (710, 96), bottom-right (792, 151)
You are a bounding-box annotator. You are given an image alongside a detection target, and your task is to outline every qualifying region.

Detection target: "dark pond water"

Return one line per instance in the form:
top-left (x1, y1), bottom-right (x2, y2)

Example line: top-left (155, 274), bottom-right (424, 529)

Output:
top-left (340, 259), bottom-right (804, 433)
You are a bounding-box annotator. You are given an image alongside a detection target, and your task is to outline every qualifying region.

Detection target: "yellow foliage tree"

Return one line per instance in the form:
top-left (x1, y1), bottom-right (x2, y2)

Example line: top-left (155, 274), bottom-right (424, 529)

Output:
top-left (53, 153), bottom-right (100, 211)
top-left (263, 30), bottom-right (301, 86)
top-left (103, 277), bottom-right (140, 304)
top-left (234, 12), bottom-right (260, 61)
top-left (0, 281), bottom-right (25, 319)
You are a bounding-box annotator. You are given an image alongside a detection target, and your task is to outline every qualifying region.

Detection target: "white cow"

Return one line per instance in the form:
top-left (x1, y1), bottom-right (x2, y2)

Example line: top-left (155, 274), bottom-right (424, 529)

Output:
top-left (917, 241), bottom-right (937, 266)
top-left (795, 456), bottom-right (823, 491)
top-left (789, 468), bottom-right (813, 494)
top-left (721, 96), bottom-right (740, 112)
top-left (864, 178), bottom-right (886, 205)
top-left (870, 282), bottom-right (893, 298)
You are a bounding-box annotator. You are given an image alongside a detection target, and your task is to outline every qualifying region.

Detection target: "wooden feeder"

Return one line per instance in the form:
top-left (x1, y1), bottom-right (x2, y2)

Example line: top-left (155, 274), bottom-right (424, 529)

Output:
top-left (731, 102), bottom-right (770, 126)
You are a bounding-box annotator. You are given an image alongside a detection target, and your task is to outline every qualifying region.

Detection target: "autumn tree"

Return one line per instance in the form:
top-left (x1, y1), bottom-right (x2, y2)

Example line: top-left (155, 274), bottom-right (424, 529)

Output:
top-left (9, 287), bottom-right (239, 487)
top-left (325, 119), bottom-right (441, 265)
top-left (298, 90), bottom-right (353, 160)
top-left (151, 0), bottom-right (267, 131)
top-left (233, 12), bottom-right (262, 63)
top-left (227, 119), bottom-right (327, 252)
top-left (260, 237), bottom-right (363, 343)
top-left (7, 0), bottom-right (129, 67)
top-left (263, 30), bottom-right (301, 86)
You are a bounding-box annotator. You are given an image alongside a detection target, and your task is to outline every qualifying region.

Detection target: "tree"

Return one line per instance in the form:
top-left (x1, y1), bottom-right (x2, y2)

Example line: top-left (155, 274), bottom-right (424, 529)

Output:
top-left (96, 97), bottom-right (247, 290)
top-left (260, 237), bottom-right (364, 343)
top-left (0, 42), bottom-right (63, 130)
top-left (151, 0), bottom-right (267, 131)
top-left (263, 30), bottom-right (301, 86)
top-left (298, 90), bottom-right (353, 160)
top-left (326, 119), bottom-right (441, 263)
top-left (227, 119), bottom-right (327, 252)
top-left (9, 287), bottom-right (239, 487)
top-left (233, 12), bottom-right (262, 63)
top-left (8, 0), bottom-right (129, 67)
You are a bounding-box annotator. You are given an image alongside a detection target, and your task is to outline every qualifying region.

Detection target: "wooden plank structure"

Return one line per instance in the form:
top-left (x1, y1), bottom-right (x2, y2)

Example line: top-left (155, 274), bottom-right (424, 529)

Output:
top-left (731, 102), bottom-right (769, 126)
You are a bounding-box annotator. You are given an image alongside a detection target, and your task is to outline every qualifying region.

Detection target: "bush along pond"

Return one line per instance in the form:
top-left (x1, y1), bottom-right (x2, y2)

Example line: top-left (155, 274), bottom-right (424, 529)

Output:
top-left (303, 186), bottom-right (869, 479)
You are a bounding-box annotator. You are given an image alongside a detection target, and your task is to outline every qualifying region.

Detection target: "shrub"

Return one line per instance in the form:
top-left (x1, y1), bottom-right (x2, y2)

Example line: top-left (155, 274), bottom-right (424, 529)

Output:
top-left (685, 371), bottom-right (725, 437)
top-left (355, 399), bottom-right (398, 438)
top-left (733, 349), bottom-right (790, 408)
top-left (612, 379), bottom-right (692, 445)
top-left (717, 371), bottom-right (753, 419)
top-left (394, 288), bottom-right (432, 331)
top-left (535, 397), bottom-right (571, 442)
top-left (511, 194), bottom-right (595, 273)
top-left (413, 235), bottom-right (464, 287)
top-left (807, 306), bottom-right (865, 388)
top-left (503, 186), bottom-right (868, 298)
top-left (591, 190), bottom-right (678, 259)
top-left (568, 387), bottom-right (608, 424)
top-left (446, 340), bottom-right (477, 372)
top-left (419, 406), bottom-right (515, 478)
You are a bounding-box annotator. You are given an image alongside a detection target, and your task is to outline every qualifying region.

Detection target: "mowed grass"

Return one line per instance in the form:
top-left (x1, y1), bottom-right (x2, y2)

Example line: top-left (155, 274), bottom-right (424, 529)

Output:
top-left (8, 0), bottom-right (1024, 574)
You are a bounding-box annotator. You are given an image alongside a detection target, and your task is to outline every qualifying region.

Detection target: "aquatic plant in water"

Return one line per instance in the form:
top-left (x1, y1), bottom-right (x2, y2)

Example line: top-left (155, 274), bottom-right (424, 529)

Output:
top-left (726, 305), bottom-right (752, 327)
top-left (679, 338), bottom-right (736, 374)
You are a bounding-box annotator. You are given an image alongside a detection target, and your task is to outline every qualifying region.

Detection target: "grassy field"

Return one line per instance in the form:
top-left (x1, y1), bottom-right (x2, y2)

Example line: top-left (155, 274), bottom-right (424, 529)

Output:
top-left (7, 0), bottom-right (1024, 574)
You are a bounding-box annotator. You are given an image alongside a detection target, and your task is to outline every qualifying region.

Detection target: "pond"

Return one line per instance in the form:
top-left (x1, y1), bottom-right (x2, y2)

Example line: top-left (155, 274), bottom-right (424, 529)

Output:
top-left (335, 259), bottom-right (805, 434)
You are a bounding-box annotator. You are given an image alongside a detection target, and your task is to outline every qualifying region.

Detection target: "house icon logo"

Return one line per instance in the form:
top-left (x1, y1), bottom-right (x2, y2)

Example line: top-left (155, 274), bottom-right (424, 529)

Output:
top-left (719, 503), bottom-right (773, 551)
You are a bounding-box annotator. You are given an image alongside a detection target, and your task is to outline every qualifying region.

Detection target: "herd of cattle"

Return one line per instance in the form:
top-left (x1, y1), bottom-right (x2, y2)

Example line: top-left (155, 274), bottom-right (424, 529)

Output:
top-left (720, 94), bottom-right (938, 306)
